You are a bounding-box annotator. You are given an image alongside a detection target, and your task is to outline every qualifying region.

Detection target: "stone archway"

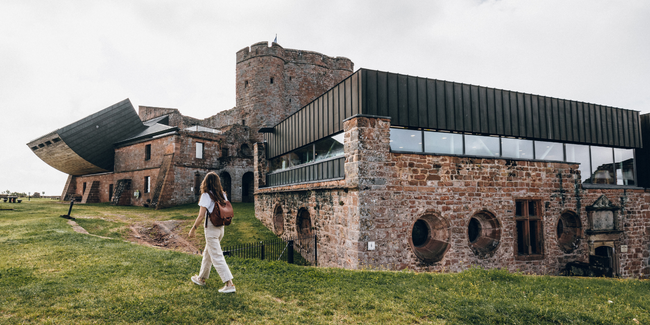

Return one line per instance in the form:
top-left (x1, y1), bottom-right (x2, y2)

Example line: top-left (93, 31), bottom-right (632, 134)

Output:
top-left (220, 171), bottom-right (232, 201)
top-left (242, 172), bottom-right (254, 203)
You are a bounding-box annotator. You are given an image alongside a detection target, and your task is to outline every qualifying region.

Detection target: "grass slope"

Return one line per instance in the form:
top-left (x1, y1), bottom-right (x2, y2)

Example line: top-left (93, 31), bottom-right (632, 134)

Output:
top-left (1, 199), bottom-right (649, 324)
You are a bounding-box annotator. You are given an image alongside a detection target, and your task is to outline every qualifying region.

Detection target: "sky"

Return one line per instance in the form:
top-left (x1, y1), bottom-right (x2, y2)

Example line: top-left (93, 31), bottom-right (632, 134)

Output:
top-left (1, 0), bottom-right (649, 196)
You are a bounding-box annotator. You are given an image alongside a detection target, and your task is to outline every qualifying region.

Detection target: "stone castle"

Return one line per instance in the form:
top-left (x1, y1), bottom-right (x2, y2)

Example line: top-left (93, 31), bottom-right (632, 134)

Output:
top-left (29, 41), bottom-right (650, 278)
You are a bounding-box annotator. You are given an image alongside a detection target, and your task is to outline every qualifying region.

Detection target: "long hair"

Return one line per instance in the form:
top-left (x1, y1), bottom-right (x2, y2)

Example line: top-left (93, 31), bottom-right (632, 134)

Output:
top-left (200, 172), bottom-right (226, 205)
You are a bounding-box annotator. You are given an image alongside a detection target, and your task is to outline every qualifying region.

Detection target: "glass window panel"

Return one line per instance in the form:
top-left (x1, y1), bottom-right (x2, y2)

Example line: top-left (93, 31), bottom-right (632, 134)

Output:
top-left (590, 146), bottom-right (615, 185)
top-left (424, 131), bottom-right (463, 155)
top-left (294, 144), bottom-right (315, 164)
top-left (614, 148), bottom-right (635, 186)
top-left (464, 135), bottom-right (500, 157)
top-left (566, 144), bottom-right (591, 184)
top-left (501, 138), bottom-right (533, 159)
top-left (389, 128), bottom-right (422, 152)
top-left (535, 141), bottom-right (563, 161)
top-left (196, 142), bottom-right (203, 159)
top-left (315, 133), bottom-right (345, 161)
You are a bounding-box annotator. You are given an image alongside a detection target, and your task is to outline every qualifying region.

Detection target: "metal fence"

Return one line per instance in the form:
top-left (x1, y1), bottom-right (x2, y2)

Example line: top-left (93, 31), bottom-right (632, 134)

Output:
top-left (222, 235), bottom-right (317, 266)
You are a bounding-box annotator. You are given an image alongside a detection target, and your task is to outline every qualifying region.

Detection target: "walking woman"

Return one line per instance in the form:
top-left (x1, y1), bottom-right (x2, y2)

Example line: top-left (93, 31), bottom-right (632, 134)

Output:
top-left (188, 172), bottom-right (236, 293)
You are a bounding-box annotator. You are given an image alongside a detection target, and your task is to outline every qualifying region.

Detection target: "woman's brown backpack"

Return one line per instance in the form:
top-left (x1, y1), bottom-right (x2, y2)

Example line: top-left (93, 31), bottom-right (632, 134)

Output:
top-left (205, 193), bottom-right (234, 227)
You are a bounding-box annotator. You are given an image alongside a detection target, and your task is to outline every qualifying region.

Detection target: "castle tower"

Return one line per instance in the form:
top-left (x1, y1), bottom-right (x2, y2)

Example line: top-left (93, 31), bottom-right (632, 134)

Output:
top-left (236, 41), bottom-right (354, 141)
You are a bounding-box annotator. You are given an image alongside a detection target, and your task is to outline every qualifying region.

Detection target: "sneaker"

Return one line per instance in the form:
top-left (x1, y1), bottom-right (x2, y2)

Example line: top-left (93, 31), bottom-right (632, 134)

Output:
top-left (191, 275), bottom-right (205, 286)
top-left (219, 285), bottom-right (236, 293)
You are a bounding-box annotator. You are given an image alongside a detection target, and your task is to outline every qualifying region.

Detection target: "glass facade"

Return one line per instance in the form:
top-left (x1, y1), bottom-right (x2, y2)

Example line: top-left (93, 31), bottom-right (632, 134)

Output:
top-left (534, 141), bottom-right (563, 161)
top-left (502, 138), bottom-right (533, 159)
top-left (465, 135), bottom-right (500, 157)
top-left (390, 128), bottom-right (637, 187)
top-left (424, 131), bottom-right (463, 155)
top-left (270, 133), bottom-right (345, 173)
top-left (389, 128), bottom-right (422, 152)
top-left (566, 144), bottom-right (591, 183)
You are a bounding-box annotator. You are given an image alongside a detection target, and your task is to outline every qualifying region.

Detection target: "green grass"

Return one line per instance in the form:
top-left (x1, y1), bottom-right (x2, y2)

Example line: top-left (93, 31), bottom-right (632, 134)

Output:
top-left (1, 199), bottom-right (649, 324)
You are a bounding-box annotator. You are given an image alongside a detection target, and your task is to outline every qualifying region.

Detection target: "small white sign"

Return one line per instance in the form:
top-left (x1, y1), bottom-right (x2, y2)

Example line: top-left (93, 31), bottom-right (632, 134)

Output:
top-left (620, 245), bottom-right (628, 253)
top-left (368, 241), bottom-right (375, 251)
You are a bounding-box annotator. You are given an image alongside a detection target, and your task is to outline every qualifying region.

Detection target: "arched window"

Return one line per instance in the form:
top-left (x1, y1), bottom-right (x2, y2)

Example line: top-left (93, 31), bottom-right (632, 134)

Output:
top-left (220, 172), bottom-right (231, 201)
top-left (273, 205), bottom-right (284, 235)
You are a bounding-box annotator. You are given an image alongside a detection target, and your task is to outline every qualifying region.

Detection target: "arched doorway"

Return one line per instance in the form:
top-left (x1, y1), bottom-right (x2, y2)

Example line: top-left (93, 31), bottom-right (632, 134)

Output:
top-left (242, 172), bottom-right (254, 203)
top-left (220, 171), bottom-right (231, 201)
top-left (296, 208), bottom-right (316, 264)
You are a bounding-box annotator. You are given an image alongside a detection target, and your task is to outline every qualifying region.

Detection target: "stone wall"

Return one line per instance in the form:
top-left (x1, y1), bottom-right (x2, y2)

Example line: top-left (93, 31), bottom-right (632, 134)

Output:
top-left (255, 115), bottom-right (650, 278)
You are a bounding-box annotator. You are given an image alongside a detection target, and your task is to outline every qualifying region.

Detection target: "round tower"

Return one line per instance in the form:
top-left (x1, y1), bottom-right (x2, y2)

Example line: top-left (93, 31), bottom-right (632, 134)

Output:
top-left (236, 42), bottom-right (288, 139)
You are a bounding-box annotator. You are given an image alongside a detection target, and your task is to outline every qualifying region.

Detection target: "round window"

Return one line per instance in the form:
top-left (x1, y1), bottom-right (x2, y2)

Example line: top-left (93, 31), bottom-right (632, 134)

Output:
top-left (467, 211), bottom-right (501, 258)
top-left (408, 213), bottom-right (450, 263)
top-left (557, 211), bottom-right (582, 253)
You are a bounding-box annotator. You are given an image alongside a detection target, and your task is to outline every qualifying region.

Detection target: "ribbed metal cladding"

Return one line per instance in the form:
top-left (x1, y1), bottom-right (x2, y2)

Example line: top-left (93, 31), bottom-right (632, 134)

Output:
top-left (265, 72), bottom-right (362, 159)
top-left (636, 114), bottom-right (650, 188)
top-left (360, 69), bottom-right (641, 148)
top-left (266, 158), bottom-right (345, 187)
top-left (57, 99), bottom-right (147, 171)
top-left (265, 68), bottom-right (642, 159)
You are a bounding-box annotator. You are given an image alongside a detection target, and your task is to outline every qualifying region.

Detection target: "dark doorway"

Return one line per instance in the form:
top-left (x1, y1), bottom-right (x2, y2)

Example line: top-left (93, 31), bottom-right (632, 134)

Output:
top-left (220, 172), bottom-right (232, 201)
top-left (591, 246), bottom-right (615, 277)
top-left (242, 172), bottom-right (254, 203)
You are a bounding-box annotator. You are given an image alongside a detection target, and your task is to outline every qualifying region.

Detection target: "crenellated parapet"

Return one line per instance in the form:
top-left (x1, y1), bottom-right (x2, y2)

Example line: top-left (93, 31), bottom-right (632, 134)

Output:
top-left (237, 41), bottom-right (353, 72)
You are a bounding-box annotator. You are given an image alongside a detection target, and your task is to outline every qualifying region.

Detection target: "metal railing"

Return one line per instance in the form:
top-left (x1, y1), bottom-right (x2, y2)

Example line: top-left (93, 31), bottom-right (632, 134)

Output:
top-left (222, 235), bottom-right (317, 266)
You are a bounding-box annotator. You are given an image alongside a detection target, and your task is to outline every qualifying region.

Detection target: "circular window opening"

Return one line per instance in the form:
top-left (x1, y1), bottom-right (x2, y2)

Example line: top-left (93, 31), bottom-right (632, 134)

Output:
top-left (557, 211), bottom-right (582, 253)
top-left (273, 205), bottom-right (284, 235)
top-left (408, 213), bottom-right (450, 264)
top-left (467, 211), bottom-right (501, 258)
top-left (468, 217), bottom-right (482, 243)
top-left (412, 219), bottom-right (429, 247)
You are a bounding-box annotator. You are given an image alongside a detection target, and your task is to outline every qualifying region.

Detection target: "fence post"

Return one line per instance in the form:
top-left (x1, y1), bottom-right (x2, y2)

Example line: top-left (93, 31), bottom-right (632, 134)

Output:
top-left (312, 235), bottom-right (317, 266)
top-left (260, 241), bottom-right (265, 260)
top-left (288, 240), bottom-right (294, 264)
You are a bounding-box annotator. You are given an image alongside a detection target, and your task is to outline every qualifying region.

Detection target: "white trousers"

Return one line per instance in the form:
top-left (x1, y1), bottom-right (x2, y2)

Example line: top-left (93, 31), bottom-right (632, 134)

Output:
top-left (198, 224), bottom-right (233, 283)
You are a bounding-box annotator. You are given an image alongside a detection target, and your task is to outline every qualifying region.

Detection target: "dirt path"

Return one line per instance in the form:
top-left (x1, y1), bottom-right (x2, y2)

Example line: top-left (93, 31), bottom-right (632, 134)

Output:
top-left (68, 218), bottom-right (200, 255)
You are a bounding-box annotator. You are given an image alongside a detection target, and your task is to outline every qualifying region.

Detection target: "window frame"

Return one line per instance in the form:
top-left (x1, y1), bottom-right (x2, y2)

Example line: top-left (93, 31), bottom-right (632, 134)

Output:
top-left (196, 142), bottom-right (204, 160)
top-left (145, 144), bottom-right (151, 161)
top-left (144, 176), bottom-right (151, 194)
top-left (514, 199), bottom-right (544, 260)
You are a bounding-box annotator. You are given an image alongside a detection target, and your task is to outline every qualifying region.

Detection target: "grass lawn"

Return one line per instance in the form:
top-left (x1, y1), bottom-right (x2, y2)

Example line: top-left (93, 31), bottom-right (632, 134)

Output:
top-left (1, 199), bottom-right (649, 324)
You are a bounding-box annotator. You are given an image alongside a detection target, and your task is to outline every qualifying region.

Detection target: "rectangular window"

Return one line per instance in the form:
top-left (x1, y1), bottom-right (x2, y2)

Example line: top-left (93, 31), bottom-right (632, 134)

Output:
top-left (314, 133), bottom-right (344, 161)
top-left (144, 176), bottom-right (151, 193)
top-left (566, 144), bottom-right (591, 183)
top-left (590, 146), bottom-right (615, 184)
top-left (515, 200), bottom-right (543, 258)
top-left (614, 148), bottom-right (635, 186)
top-left (196, 142), bottom-right (204, 159)
top-left (501, 138), bottom-right (533, 159)
top-left (534, 141), bottom-right (563, 161)
top-left (424, 131), bottom-right (463, 155)
top-left (464, 135), bottom-right (500, 157)
top-left (389, 128), bottom-right (422, 152)
top-left (221, 148), bottom-right (228, 158)
top-left (145, 144), bottom-right (151, 161)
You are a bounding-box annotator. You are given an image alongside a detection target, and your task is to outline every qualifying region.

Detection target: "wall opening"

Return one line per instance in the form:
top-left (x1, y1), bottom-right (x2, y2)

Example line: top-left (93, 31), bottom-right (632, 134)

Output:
top-left (467, 211), bottom-right (501, 258)
top-left (557, 211), bottom-right (582, 253)
top-left (220, 172), bottom-right (231, 201)
top-left (408, 213), bottom-right (450, 264)
top-left (273, 205), bottom-right (284, 235)
top-left (241, 144), bottom-right (252, 157)
top-left (242, 172), bottom-right (254, 203)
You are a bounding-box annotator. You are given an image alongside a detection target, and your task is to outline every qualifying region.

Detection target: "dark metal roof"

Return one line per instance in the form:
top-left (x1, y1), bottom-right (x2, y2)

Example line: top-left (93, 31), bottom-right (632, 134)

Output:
top-left (265, 69), bottom-right (642, 159)
top-left (56, 99), bottom-right (147, 171)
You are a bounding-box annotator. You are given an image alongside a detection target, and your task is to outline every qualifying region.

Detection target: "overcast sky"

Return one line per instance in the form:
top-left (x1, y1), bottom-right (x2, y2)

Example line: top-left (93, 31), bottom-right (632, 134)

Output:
top-left (1, 0), bottom-right (649, 196)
